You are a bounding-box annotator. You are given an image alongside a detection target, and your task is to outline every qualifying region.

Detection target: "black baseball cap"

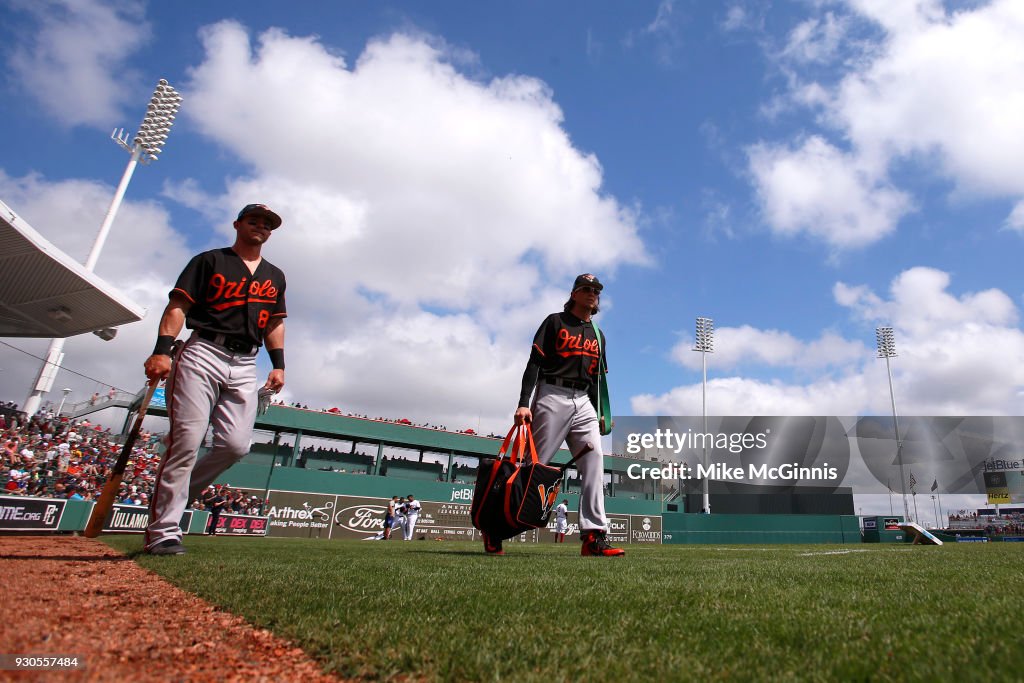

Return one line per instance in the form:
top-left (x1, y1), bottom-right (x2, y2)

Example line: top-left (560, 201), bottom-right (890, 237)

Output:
top-left (236, 203), bottom-right (283, 230)
top-left (572, 273), bottom-right (603, 292)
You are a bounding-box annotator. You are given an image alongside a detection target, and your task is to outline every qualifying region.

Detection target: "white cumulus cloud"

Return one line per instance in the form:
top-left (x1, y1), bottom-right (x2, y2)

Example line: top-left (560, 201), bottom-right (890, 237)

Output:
top-left (747, 136), bottom-right (913, 248)
top-left (5, 0), bottom-right (150, 128)
top-left (749, 0), bottom-right (1024, 248)
top-left (671, 325), bottom-right (866, 371)
top-left (169, 22), bottom-right (649, 430)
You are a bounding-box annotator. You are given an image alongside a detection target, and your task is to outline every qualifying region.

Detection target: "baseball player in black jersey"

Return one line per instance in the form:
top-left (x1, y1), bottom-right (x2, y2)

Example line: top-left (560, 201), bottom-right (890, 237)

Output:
top-left (142, 204), bottom-right (288, 555)
top-left (485, 273), bottom-right (623, 557)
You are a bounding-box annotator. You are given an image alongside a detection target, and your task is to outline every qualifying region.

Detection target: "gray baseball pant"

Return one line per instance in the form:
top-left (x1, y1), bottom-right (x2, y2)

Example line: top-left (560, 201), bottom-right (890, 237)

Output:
top-left (145, 335), bottom-right (258, 549)
top-left (403, 513), bottom-right (418, 540)
top-left (530, 383), bottom-right (608, 532)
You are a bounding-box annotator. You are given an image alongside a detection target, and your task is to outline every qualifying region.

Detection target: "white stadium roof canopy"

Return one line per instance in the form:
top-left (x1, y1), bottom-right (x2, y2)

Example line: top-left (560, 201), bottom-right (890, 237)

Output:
top-left (0, 198), bottom-right (145, 338)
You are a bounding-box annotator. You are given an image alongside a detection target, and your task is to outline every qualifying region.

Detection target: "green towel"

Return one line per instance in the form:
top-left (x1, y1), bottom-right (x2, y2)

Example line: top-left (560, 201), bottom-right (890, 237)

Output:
top-left (592, 320), bottom-right (613, 435)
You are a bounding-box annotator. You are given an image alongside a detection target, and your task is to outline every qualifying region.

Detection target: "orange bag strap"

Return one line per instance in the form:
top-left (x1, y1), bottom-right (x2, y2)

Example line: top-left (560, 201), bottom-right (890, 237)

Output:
top-left (513, 424), bottom-right (539, 464)
top-left (523, 424), bottom-right (539, 464)
top-left (496, 426), bottom-right (518, 460)
top-left (497, 424), bottom-right (540, 464)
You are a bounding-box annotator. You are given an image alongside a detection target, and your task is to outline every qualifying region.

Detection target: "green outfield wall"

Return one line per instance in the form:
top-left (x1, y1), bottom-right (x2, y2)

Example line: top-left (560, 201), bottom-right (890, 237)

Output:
top-left (661, 512), bottom-right (862, 544)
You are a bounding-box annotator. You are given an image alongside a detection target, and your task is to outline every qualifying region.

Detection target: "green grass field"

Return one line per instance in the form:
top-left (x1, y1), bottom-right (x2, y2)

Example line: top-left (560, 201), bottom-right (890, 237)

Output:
top-left (101, 536), bottom-right (1023, 682)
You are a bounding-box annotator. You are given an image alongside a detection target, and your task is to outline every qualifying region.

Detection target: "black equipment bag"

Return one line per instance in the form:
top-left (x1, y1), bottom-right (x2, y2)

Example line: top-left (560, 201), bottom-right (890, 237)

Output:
top-left (471, 425), bottom-right (588, 542)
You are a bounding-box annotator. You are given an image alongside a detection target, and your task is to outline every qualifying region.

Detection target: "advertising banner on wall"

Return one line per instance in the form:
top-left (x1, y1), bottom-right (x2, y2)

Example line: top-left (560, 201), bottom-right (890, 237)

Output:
top-left (983, 468), bottom-right (1024, 504)
top-left (304, 492), bottom-right (662, 544)
top-left (264, 490), bottom-right (335, 539)
top-left (104, 504), bottom-right (150, 533)
top-left (533, 512), bottom-right (662, 544)
top-left (328, 496), bottom-right (387, 538)
top-left (0, 495), bottom-right (66, 531)
top-left (150, 387), bottom-right (166, 409)
top-left (213, 514), bottom-right (269, 536)
top-left (329, 497), bottom-right (484, 541)
top-left (102, 504), bottom-right (193, 534)
top-left (607, 515), bottom-right (631, 544)
top-left (630, 514), bottom-right (663, 543)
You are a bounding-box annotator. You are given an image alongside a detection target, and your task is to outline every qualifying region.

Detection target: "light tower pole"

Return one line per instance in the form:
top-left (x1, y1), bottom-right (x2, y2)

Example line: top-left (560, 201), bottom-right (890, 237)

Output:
top-left (876, 326), bottom-right (910, 522)
top-left (23, 79), bottom-right (182, 416)
top-left (693, 317), bottom-right (714, 514)
top-left (57, 388), bottom-right (72, 415)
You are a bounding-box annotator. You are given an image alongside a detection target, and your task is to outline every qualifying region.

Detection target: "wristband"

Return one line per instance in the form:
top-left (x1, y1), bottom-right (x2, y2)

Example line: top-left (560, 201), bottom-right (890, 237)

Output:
top-left (268, 348), bottom-right (285, 370)
top-left (153, 335), bottom-right (175, 356)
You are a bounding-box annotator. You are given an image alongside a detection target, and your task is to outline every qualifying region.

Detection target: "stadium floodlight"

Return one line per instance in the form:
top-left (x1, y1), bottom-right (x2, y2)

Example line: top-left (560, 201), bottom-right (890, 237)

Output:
top-left (57, 388), bottom-right (72, 415)
top-left (122, 79), bottom-right (183, 165)
top-left (693, 317), bottom-right (714, 514)
top-left (876, 326), bottom-right (911, 523)
top-left (23, 79), bottom-right (182, 416)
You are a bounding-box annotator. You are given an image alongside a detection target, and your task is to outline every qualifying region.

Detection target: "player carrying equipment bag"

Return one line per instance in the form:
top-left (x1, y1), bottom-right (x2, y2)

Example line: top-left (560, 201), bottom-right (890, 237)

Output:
top-left (471, 424), bottom-right (590, 544)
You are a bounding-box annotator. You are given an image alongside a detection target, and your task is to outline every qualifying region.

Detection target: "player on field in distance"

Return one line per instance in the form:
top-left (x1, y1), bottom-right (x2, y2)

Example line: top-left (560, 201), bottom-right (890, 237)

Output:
top-left (554, 499), bottom-right (569, 543)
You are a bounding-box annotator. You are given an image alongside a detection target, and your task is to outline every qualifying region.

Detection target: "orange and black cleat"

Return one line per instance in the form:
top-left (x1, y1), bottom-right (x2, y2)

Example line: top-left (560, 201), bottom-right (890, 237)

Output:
top-left (482, 532), bottom-right (505, 556)
top-left (580, 530), bottom-right (625, 557)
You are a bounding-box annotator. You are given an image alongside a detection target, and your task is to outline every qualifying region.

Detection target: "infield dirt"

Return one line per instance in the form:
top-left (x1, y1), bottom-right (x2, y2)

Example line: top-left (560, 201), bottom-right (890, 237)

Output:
top-left (0, 535), bottom-right (342, 682)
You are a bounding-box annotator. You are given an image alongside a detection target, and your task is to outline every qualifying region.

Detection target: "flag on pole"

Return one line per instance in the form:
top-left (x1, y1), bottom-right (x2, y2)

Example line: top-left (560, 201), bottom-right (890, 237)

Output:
top-left (909, 471), bottom-right (917, 492)
top-left (931, 479), bottom-right (938, 492)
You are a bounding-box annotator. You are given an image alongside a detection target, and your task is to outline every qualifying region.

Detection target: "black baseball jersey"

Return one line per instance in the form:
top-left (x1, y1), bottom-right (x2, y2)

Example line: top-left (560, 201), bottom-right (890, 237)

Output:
top-left (202, 489), bottom-right (226, 511)
top-left (518, 311), bottom-right (607, 408)
top-left (170, 247), bottom-right (287, 346)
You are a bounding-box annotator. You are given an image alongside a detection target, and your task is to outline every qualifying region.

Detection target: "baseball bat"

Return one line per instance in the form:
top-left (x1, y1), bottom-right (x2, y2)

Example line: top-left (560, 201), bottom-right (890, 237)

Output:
top-left (83, 379), bottom-right (160, 538)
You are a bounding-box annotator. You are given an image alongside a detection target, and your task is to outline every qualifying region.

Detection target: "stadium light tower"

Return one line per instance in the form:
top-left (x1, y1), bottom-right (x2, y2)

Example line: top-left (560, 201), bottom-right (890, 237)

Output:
top-left (694, 317), bottom-right (714, 514)
top-left (876, 326), bottom-right (911, 523)
top-left (57, 388), bottom-right (72, 415)
top-left (23, 79), bottom-right (182, 416)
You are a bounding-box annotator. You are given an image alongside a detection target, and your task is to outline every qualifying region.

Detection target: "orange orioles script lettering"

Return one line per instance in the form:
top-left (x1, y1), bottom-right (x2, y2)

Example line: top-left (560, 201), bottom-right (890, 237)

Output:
top-left (555, 328), bottom-right (599, 358)
top-left (207, 274), bottom-right (279, 311)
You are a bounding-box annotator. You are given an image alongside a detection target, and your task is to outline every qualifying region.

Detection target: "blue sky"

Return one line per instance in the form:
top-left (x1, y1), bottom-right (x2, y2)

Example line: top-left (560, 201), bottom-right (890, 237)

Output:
top-left (2, 0), bottom-right (1024, 489)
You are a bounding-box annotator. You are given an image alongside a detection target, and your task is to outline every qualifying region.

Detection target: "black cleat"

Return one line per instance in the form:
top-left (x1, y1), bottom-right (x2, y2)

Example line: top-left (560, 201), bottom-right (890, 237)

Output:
top-left (146, 539), bottom-right (186, 556)
top-left (580, 530), bottom-right (624, 557)
top-left (483, 532), bottom-right (505, 556)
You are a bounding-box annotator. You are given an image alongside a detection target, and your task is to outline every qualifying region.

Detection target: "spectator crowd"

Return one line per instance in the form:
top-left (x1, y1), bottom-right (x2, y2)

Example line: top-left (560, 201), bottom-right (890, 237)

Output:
top-left (2, 403), bottom-right (161, 504)
top-left (947, 510), bottom-right (1023, 536)
top-left (195, 483), bottom-right (266, 516)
